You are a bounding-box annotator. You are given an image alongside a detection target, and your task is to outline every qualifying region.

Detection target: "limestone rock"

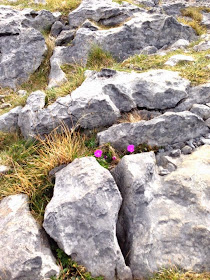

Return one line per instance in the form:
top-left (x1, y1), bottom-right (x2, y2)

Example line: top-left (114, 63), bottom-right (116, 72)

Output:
top-left (68, 0), bottom-right (140, 29)
top-left (165, 54), bottom-right (194, 66)
top-left (113, 146), bottom-right (210, 278)
top-left (201, 12), bottom-right (210, 29)
top-left (49, 11), bottom-right (196, 87)
top-left (22, 69), bottom-right (190, 137)
top-left (43, 157), bottom-right (132, 280)
top-left (175, 83), bottom-right (210, 112)
top-left (97, 111), bottom-right (209, 150)
top-left (55, 30), bottom-right (75, 46)
top-left (190, 104), bottom-right (210, 120)
top-left (0, 6), bottom-right (47, 89)
top-left (18, 91), bottom-right (46, 138)
top-left (0, 194), bottom-right (60, 280)
top-left (0, 106), bottom-right (22, 133)
top-left (169, 38), bottom-right (190, 50)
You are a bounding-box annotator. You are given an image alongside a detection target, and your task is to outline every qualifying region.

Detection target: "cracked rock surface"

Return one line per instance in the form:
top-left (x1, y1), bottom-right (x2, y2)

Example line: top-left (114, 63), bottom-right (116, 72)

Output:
top-left (43, 157), bottom-right (132, 280)
top-left (0, 194), bottom-right (60, 280)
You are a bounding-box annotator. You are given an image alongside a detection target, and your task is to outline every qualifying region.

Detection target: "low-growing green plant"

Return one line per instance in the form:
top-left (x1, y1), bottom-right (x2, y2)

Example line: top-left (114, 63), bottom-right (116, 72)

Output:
top-left (50, 248), bottom-right (104, 280)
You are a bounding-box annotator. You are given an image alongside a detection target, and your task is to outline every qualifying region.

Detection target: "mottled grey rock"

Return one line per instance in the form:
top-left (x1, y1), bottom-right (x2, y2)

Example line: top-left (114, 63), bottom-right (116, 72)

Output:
top-left (169, 39), bottom-right (190, 50)
top-left (50, 21), bottom-right (64, 37)
top-left (0, 6), bottom-right (47, 89)
top-left (98, 111), bottom-right (209, 150)
top-left (22, 9), bottom-right (61, 32)
top-left (181, 145), bottom-right (193, 155)
top-left (25, 69), bottom-right (189, 137)
top-left (17, 90), bottom-right (27, 96)
top-left (140, 45), bottom-right (158, 54)
top-left (0, 194), bottom-right (60, 280)
top-left (55, 30), bottom-right (75, 46)
top-left (190, 104), bottom-right (210, 120)
top-left (165, 54), bottom-right (194, 66)
top-left (0, 106), bottom-right (22, 133)
top-left (206, 118), bottom-right (210, 128)
top-left (134, 0), bottom-right (159, 7)
top-left (175, 83), bottom-right (210, 112)
top-left (161, 2), bottom-right (186, 16)
top-left (43, 157), bottom-right (132, 280)
top-left (68, 0), bottom-right (140, 29)
top-left (200, 136), bottom-right (210, 145)
top-left (201, 12), bottom-right (210, 29)
top-left (170, 149), bottom-right (181, 157)
top-left (193, 40), bottom-right (210, 51)
top-left (113, 146), bottom-right (210, 278)
top-left (49, 11), bottom-right (196, 86)
top-left (18, 91), bottom-right (46, 138)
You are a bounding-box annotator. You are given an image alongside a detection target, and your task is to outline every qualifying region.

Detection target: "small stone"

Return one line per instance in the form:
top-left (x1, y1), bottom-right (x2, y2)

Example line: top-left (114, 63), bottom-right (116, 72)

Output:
top-left (200, 137), bottom-right (210, 145)
top-left (0, 95), bottom-right (6, 100)
top-left (165, 54), bottom-right (194, 67)
top-left (166, 162), bottom-right (176, 172)
top-left (170, 149), bottom-right (181, 157)
top-left (17, 90), bottom-right (27, 96)
top-left (205, 54), bottom-right (210, 60)
top-left (51, 21), bottom-right (64, 37)
top-left (190, 104), bottom-right (210, 120)
top-left (181, 145), bottom-right (193, 155)
top-left (0, 103), bottom-right (11, 109)
top-left (159, 166), bottom-right (170, 176)
top-left (140, 46), bottom-right (158, 55)
top-left (0, 165), bottom-right (10, 174)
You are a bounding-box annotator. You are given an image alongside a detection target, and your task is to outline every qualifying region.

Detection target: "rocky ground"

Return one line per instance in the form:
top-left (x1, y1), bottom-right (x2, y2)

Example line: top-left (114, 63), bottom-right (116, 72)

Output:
top-left (0, 0), bottom-right (210, 280)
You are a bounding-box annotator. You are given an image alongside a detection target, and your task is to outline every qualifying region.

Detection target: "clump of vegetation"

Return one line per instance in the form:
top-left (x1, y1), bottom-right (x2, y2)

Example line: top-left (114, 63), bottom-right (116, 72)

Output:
top-left (120, 49), bottom-right (210, 86)
top-left (150, 267), bottom-right (210, 280)
top-left (51, 248), bottom-right (104, 280)
top-left (178, 6), bottom-right (210, 35)
top-left (86, 45), bottom-right (115, 70)
top-left (0, 0), bottom-right (82, 15)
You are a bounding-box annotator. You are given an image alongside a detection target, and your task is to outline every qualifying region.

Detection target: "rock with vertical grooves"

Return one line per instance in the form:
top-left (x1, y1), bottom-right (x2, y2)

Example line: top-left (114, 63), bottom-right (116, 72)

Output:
top-left (0, 194), bottom-right (60, 280)
top-left (113, 146), bottom-right (210, 278)
top-left (43, 157), bottom-right (132, 280)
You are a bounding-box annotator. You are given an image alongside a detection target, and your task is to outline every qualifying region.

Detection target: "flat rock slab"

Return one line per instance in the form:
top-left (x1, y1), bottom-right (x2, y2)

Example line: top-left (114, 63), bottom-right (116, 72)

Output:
top-left (0, 194), bottom-right (60, 280)
top-left (97, 111), bottom-right (209, 149)
top-left (49, 11), bottom-right (196, 87)
top-left (0, 6), bottom-right (47, 88)
top-left (113, 146), bottom-right (210, 278)
top-left (43, 157), bottom-right (132, 280)
top-left (165, 54), bottom-right (194, 66)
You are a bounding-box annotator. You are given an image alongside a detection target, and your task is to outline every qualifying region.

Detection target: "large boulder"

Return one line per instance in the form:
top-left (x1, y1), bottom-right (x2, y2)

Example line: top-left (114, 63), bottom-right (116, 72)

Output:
top-left (19, 69), bottom-right (190, 137)
top-left (113, 146), bottom-right (210, 278)
top-left (49, 11), bottom-right (196, 87)
top-left (0, 194), bottom-right (60, 280)
top-left (43, 157), bottom-right (132, 280)
top-left (0, 6), bottom-right (47, 89)
top-left (97, 111), bottom-right (209, 149)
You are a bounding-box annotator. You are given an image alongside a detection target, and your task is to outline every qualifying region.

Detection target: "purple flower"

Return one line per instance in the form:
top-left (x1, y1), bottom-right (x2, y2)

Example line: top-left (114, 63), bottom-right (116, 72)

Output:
top-left (94, 149), bottom-right (103, 158)
top-left (112, 156), bottom-right (116, 160)
top-left (104, 155), bottom-right (108, 159)
top-left (127, 145), bottom-right (135, 153)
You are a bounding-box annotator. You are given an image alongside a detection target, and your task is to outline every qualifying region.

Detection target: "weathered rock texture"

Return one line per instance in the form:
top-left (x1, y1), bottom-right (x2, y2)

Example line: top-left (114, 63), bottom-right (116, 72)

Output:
top-left (98, 111), bottom-right (209, 149)
top-left (43, 157), bottom-right (132, 280)
top-left (49, 10), bottom-right (196, 87)
top-left (113, 146), bottom-right (210, 279)
top-left (18, 69), bottom-right (191, 137)
top-left (0, 106), bottom-right (22, 132)
top-left (0, 194), bottom-right (60, 280)
top-left (0, 6), bottom-right (47, 88)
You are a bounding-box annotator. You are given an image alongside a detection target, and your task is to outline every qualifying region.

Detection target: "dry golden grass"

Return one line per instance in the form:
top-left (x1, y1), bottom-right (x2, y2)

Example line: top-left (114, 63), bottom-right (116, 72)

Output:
top-left (118, 110), bottom-right (143, 123)
top-left (0, 126), bottom-right (92, 220)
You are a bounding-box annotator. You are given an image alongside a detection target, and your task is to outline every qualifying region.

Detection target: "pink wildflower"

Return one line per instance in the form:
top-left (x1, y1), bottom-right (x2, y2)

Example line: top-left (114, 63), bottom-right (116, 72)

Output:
top-left (94, 149), bottom-right (103, 158)
top-left (112, 156), bottom-right (117, 160)
top-left (127, 145), bottom-right (135, 153)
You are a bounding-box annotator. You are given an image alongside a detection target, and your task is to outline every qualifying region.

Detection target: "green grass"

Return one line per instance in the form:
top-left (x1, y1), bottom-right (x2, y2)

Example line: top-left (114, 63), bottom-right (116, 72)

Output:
top-left (0, 0), bottom-right (82, 15)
